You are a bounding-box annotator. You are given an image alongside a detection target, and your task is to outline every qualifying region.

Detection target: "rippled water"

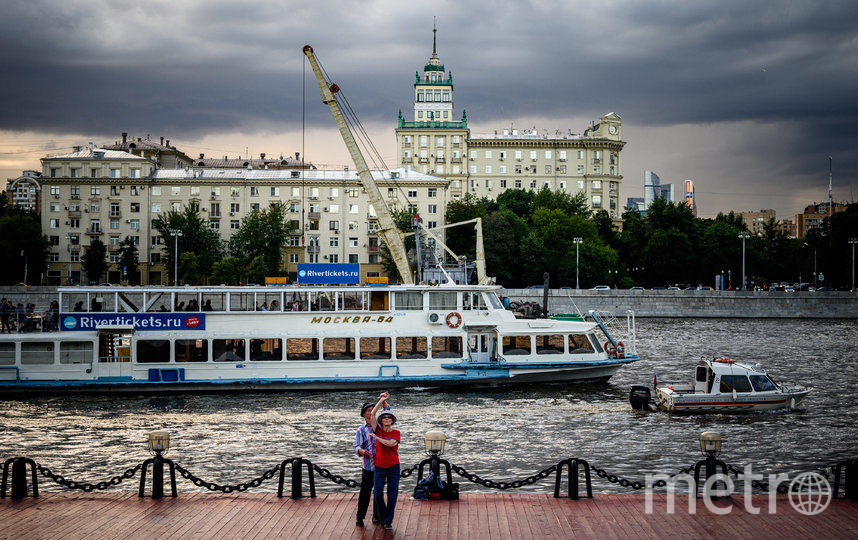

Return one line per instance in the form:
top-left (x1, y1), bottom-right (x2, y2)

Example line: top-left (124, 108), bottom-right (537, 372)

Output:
top-left (2, 318), bottom-right (856, 494)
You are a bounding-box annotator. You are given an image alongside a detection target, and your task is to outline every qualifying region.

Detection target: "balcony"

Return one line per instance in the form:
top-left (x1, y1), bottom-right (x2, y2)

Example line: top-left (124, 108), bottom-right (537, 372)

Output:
top-left (108, 244), bottom-right (120, 253)
top-left (306, 245), bottom-right (320, 253)
top-left (86, 227), bottom-right (103, 236)
top-left (418, 157), bottom-right (429, 164)
top-left (67, 210), bottom-right (81, 218)
top-left (367, 245), bottom-right (379, 253)
top-left (69, 244), bottom-right (81, 252)
top-left (434, 157), bottom-right (446, 163)
top-left (450, 157), bottom-right (462, 164)
top-left (288, 228), bottom-right (302, 236)
top-left (109, 211), bottom-right (121, 218)
top-left (308, 211), bottom-right (321, 220)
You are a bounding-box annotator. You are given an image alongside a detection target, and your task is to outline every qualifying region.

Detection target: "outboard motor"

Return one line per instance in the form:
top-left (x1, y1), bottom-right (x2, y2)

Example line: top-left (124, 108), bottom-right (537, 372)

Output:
top-left (629, 385), bottom-right (652, 411)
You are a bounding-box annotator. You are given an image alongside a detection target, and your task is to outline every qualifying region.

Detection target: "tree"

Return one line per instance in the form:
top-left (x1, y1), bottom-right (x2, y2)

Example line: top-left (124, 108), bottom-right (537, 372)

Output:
top-left (81, 237), bottom-right (108, 284)
top-left (229, 203), bottom-right (290, 277)
top-left (211, 256), bottom-right (244, 285)
top-left (117, 236), bottom-right (139, 284)
top-left (481, 210), bottom-right (529, 287)
top-left (379, 207), bottom-right (422, 281)
top-left (497, 189), bottom-right (535, 218)
top-left (153, 205), bottom-right (222, 284)
top-left (0, 213), bottom-right (51, 285)
top-left (532, 186), bottom-right (590, 218)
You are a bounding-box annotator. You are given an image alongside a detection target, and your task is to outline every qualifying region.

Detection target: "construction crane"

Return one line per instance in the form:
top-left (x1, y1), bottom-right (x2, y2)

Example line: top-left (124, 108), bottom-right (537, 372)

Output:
top-left (404, 217), bottom-right (491, 285)
top-left (302, 45), bottom-right (414, 285)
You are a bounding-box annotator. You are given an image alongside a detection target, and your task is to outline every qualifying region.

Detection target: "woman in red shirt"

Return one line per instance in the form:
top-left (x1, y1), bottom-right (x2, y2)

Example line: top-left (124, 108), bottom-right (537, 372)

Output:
top-left (369, 396), bottom-right (400, 530)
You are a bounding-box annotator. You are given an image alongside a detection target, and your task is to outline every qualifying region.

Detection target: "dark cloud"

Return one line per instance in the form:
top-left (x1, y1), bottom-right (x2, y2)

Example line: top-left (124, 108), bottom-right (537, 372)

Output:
top-left (1, 0), bottom-right (857, 217)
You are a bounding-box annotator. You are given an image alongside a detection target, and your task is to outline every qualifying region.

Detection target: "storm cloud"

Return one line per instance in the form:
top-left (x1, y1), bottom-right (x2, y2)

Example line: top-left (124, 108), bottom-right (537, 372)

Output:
top-left (2, 0), bottom-right (857, 217)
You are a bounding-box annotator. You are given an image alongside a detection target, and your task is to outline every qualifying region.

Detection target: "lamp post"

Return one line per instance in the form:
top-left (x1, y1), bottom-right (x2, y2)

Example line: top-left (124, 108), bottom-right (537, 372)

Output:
top-left (170, 229), bottom-right (182, 286)
top-left (850, 238), bottom-right (857, 292)
top-left (573, 237), bottom-right (583, 289)
top-left (738, 232), bottom-right (750, 291)
top-left (693, 431), bottom-right (728, 498)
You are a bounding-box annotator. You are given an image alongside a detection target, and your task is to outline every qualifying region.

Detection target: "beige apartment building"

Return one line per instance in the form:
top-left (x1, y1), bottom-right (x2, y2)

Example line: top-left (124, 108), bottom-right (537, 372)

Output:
top-left (395, 32), bottom-right (626, 218)
top-left (39, 146), bottom-right (448, 285)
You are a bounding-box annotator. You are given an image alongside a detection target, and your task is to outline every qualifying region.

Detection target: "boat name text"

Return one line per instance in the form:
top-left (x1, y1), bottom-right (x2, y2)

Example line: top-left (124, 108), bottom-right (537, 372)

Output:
top-left (310, 315), bottom-right (394, 324)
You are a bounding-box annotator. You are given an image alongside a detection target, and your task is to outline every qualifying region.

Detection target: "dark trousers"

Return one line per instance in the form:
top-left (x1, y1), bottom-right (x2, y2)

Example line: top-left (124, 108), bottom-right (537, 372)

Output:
top-left (373, 463), bottom-right (400, 526)
top-left (356, 468), bottom-right (378, 521)
top-left (0, 314), bottom-right (9, 333)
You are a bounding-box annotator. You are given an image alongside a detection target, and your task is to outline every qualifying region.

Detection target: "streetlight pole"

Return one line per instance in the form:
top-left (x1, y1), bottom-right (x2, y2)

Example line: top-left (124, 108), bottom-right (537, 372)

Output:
top-left (170, 229), bottom-right (183, 286)
top-left (850, 238), bottom-right (857, 293)
top-left (738, 232), bottom-right (750, 291)
top-left (573, 237), bottom-right (583, 289)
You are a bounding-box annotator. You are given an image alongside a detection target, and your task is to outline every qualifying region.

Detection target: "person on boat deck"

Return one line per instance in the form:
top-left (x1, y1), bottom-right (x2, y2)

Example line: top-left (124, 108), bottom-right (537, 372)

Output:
top-left (355, 392), bottom-right (390, 528)
top-left (368, 395), bottom-right (400, 530)
top-left (73, 301), bottom-right (84, 312)
top-left (270, 300), bottom-right (279, 311)
top-left (203, 300), bottom-right (213, 311)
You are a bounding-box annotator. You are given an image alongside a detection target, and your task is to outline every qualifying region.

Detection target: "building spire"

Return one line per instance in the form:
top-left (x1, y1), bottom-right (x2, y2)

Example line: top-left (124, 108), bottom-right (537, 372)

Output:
top-left (432, 17), bottom-right (437, 58)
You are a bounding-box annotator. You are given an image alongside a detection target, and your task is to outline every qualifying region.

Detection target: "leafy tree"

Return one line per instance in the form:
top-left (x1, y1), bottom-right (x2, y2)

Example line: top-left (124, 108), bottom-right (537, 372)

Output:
top-left (179, 252), bottom-right (201, 284)
top-left (153, 205), bottom-right (222, 284)
top-left (532, 186), bottom-right (590, 218)
top-left (211, 256), bottom-right (244, 285)
top-left (81, 237), bottom-right (108, 284)
top-left (229, 203), bottom-right (290, 277)
top-left (0, 213), bottom-right (51, 284)
top-left (379, 207), bottom-right (423, 282)
top-left (117, 236), bottom-right (139, 284)
top-left (497, 189), bottom-right (535, 218)
top-left (481, 210), bottom-right (530, 286)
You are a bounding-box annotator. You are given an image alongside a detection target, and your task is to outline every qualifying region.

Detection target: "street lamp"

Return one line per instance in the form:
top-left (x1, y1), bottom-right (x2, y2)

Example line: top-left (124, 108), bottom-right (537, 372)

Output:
top-left (850, 238), bottom-right (857, 292)
top-left (738, 232), bottom-right (750, 291)
top-left (170, 229), bottom-right (183, 285)
top-left (573, 237), bottom-right (583, 289)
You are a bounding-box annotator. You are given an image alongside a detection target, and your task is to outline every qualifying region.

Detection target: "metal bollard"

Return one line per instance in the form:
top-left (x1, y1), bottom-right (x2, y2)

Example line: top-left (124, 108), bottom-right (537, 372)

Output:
top-left (278, 458), bottom-right (316, 499)
top-left (553, 458), bottom-right (592, 499)
top-left (693, 456), bottom-right (728, 498)
top-left (833, 459), bottom-right (858, 501)
top-left (138, 455), bottom-right (177, 498)
top-left (1, 457), bottom-right (38, 499)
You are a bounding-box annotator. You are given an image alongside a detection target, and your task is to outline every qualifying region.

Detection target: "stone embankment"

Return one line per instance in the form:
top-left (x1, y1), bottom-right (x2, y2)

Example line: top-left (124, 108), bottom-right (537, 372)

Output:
top-left (502, 288), bottom-right (858, 318)
top-left (1, 286), bottom-right (856, 318)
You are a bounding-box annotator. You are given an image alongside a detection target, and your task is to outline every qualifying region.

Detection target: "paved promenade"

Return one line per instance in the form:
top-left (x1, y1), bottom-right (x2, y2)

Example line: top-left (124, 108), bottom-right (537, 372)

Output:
top-left (1, 492), bottom-right (856, 539)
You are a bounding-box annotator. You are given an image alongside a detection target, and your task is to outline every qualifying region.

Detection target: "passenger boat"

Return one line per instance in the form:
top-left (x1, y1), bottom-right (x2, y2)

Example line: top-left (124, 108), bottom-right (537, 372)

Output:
top-left (0, 285), bottom-right (639, 395)
top-left (629, 357), bottom-right (811, 413)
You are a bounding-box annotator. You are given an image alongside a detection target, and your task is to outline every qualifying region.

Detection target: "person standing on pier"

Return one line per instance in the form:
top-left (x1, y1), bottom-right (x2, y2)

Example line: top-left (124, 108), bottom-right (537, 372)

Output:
top-left (355, 392), bottom-right (390, 528)
top-left (368, 394), bottom-right (400, 530)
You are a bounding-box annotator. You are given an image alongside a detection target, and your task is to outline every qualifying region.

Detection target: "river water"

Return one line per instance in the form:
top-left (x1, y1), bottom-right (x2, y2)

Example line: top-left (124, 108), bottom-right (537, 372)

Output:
top-left (2, 318), bottom-right (856, 494)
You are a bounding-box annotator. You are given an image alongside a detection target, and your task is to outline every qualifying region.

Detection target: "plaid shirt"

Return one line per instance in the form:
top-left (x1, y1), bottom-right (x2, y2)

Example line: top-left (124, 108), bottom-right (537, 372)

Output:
top-left (355, 406), bottom-right (390, 471)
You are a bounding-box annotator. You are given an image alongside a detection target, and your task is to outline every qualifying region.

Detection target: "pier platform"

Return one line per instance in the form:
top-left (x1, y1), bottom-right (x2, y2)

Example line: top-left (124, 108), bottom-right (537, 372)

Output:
top-left (1, 492), bottom-right (856, 539)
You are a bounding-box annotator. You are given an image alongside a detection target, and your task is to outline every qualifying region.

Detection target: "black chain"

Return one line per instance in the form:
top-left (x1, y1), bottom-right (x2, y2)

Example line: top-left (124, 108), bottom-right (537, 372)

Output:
top-left (311, 464), bottom-right (359, 488)
top-left (590, 463), bottom-right (696, 490)
top-left (173, 462), bottom-right (281, 493)
top-left (400, 463), bottom-right (420, 478)
top-left (450, 463), bottom-right (558, 490)
top-left (725, 463), bottom-right (838, 494)
top-left (37, 463), bottom-right (143, 492)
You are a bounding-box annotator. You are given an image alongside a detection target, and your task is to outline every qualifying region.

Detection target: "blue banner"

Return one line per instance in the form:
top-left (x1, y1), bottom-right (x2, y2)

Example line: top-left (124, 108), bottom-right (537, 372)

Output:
top-left (61, 313), bottom-right (206, 331)
top-left (297, 263), bottom-right (360, 284)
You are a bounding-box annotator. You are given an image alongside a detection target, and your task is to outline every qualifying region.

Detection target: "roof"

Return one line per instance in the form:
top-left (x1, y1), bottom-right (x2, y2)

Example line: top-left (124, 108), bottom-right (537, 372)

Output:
top-left (151, 167), bottom-right (448, 184)
top-left (42, 147), bottom-right (150, 161)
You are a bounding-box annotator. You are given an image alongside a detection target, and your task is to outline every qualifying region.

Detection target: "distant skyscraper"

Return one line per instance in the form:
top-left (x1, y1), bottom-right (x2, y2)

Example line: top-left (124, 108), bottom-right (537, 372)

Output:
top-left (626, 197), bottom-right (646, 215)
top-left (683, 179), bottom-right (697, 217)
top-left (644, 170), bottom-right (673, 208)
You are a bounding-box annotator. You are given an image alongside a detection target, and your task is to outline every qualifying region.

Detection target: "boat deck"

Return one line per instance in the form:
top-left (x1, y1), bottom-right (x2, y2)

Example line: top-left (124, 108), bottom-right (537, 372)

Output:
top-left (2, 492), bottom-right (855, 539)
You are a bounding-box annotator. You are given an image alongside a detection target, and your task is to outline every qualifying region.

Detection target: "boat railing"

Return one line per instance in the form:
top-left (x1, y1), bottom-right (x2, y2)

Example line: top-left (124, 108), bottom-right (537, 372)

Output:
top-left (590, 310), bottom-right (636, 356)
top-left (0, 366), bottom-right (21, 382)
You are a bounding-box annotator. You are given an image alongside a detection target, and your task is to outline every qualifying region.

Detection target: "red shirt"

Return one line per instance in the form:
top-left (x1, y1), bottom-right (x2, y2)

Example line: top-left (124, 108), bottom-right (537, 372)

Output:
top-left (374, 426), bottom-right (400, 469)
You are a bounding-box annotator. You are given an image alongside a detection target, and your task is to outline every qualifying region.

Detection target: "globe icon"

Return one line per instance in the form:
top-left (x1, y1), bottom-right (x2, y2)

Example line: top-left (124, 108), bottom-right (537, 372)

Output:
top-left (788, 472), bottom-right (831, 516)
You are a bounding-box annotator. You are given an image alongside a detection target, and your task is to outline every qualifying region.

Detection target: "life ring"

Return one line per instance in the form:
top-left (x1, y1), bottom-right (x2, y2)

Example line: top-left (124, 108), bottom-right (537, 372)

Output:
top-left (716, 357), bottom-right (734, 364)
top-left (604, 341), bottom-right (616, 356)
top-left (615, 341), bottom-right (625, 358)
top-left (446, 311), bottom-right (463, 328)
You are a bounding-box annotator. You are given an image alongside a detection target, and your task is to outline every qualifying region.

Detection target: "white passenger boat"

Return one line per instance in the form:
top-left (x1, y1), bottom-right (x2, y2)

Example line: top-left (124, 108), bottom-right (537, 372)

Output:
top-left (629, 357), bottom-right (811, 413)
top-left (0, 285), bottom-right (639, 395)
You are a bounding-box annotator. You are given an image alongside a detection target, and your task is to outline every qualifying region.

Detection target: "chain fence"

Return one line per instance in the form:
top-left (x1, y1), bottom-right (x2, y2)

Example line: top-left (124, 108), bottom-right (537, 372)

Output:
top-left (36, 463), bottom-right (142, 492)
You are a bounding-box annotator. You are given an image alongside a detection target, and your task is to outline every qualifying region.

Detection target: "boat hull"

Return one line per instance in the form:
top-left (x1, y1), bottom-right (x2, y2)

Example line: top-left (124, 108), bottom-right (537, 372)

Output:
top-left (656, 387), bottom-right (811, 413)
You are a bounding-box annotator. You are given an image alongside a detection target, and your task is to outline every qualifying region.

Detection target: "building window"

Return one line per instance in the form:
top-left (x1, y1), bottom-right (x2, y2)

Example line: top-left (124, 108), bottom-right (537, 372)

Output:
top-left (90, 168), bottom-right (99, 178)
top-left (417, 90), bottom-right (424, 102)
top-left (500, 180), bottom-right (507, 188)
top-left (485, 165), bottom-right (492, 174)
top-left (330, 237), bottom-right (339, 247)
top-left (469, 166), bottom-right (476, 174)
top-left (49, 252), bottom-right (59, 262)
top-left (130, 219), bottom-right (140, 230)
top-left (577, 165), bottom-right (585, 174)
top-left (50, 168), bottom-right (59, 177)
top-left (230, 220), bottom-right (240, 230)
top-left (289, 253), bottom-right (300, 263)
top-left (578, 150), bottom-right (584, 159)
top-left (250, 187), bottom-right (259, 197)
top-left (210, 221), bottom-right (220, 230)
top-left (151, 204), bottom-right (161, 213)
top-left (130, 169), bottom-right (140, 178)
top-left (407, 189), bottom-right (418, 198)
top-left (428, 204), bottom-right (437, 214)
top-left (592, 180), bottom-right (601, 189)
top-left (50, 186), bottom-right (60, 196)
top-left (50, 202), bottom-right (59, 212)
top-left (349, 237), bottom-right (359, 248)
top-left (70, 168), bottom-right (79, 178)
top-left (514, 180), bottom-right (521, 189)
top-left (91, 186), bottom-right (100, 196)
top-left (328, 204), bottom-right (339, 213)
top-left (559, 165), bottom-right (567, 174)
top-left (436, 136), bottom-right (444, 147)
top-left (270, 187), bottom-right (280, 197)
top-left (420, 136), bottom-right (428, 147)
top-left (545, 165), bottom-right (552, 174)
top-left (50, 219), bottom-right (59, 229)
top-left (329, 220), bottom-right (339, 231)
top-left (230, 203), bottom-right (240, 213)
top-left (530, 151), bottom-right (537, 160)
top-left (69, 219), bottom-right (80, 228)
top-left (110, 219), bottom-right (120, 229)
top-left (250, 203), bottom-right (260, 212)
top-left (329, 254), bottom-right (339, 263)
top-left (592, 195), bottom-right (602, 209)
top-left (560, 151), bottom-right (567, 161)
top-left (130, 202), bottom-right (140, 213)
top-left (348, 221), bottom-right (358, 231)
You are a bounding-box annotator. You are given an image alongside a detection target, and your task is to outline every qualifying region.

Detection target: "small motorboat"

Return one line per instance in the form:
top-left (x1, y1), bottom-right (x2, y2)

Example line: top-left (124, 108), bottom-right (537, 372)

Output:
top-left (630, 357), bottom-right (812, 413)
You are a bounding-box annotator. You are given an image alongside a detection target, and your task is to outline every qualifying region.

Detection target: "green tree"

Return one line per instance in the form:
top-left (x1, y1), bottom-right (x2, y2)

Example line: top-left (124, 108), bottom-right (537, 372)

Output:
top-left (117, 236), bottom-right (139, 284)
top-left (0, 213), bottom-right (51, 285)
top-left (532, 186), bottom-right (590, 218)
top-left (81, 237), bottom-right (108, 284)
top-left (481, 210), bottom-right (530, 287)
top-left (211, 256), bottom-right (244, 285)
top-left (153, 205), bottom-right (222, 284)
top-left (229, 203), bottom-right (290, 276)
top-left (379, 207), bottom-right (422, 282)
top-left (497, 189), bottom-right (535, 218)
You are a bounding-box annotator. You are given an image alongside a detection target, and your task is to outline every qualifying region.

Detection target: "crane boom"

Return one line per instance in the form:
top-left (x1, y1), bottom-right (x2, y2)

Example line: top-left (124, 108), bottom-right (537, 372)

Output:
top-left (302, 45), bottom-right (414, 284)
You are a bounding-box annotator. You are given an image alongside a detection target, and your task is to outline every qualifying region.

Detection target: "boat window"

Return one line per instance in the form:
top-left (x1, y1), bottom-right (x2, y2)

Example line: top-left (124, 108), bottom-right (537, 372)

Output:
top-left (369, 291), bottom-right (389, 311)
top-left (64, 294), bottom-right (90, 313)
top-left (342, 290), bottom-right (366, 311)
top-left (0, 342), bottom-right (15, 364)
top-left (360, 337), bottom-right (391, 360)
top-left (176, 296), bottom-right (201, 312)
top-left (60, 342), bottom-right (93, 364)
top-left (250, 339), bottom-right (282, 361)
top-left (137, 340), bottom-right (170, 363)
top-left (696, 366), bottom-right (708, 383)
top-left (288, 292), bottom-right (308, 311)
top-left (175, 339), bottom-right (208, 362)
top-left (323, 338), bottom-right (356, 360)
top-left (536, 335), bottom-right (564, 355)
top-left (396, 336), bottom-right (428, 359)
top-left (502, 335), bottom-right (531, 355)
top-left (463, 293), bottom-right (487, 311)
top-left (200, 293), bottom-right (225, 312)
top-left (287, 338), bottom-right (320, 361)
top-left (432, 336), bottom-right (462, 358)
top-left (719, 374), bottom-right (753, 393)
top-left (394, 291), bottom-right (423, 310)
top-left (568, 334), bottom-right (594, 354)
top-left (485, 293), bottom-right (503, 310)
top-left (117, 292), bottom-right (144, 313)
top-left (311, 292), bottom-right (336, 311)
top-left (749, 375), bottom-right (776, 392)
top-left (227, 293), bottom-right (254, 312)
top-left (588, 334), bottom-right (603, 352)
top-left (213, 339), bottom-right (246, 362)
top-left (429, 292), bottom-right (457, 311)
top-left (21, 342), bottom-right (54, 364)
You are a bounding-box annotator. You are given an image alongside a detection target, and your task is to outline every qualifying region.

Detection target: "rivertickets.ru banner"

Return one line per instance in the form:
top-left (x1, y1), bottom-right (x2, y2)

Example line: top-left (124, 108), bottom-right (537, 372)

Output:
top-left (297, 263), bottom-right (360, 284)
top-left (61, 313), bottom-right (206, 331)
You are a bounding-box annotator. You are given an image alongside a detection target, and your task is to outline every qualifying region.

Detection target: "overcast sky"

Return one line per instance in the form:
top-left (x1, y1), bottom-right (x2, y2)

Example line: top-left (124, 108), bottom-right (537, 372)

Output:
top-left (2, 0), bottom-right (857, 219)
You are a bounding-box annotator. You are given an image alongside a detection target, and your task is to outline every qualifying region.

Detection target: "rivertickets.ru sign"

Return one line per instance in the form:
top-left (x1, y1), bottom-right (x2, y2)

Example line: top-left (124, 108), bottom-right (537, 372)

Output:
top-left (61, 313), bottom-right (206, 331)
top-left (297, 263), bottom-right (360, 285)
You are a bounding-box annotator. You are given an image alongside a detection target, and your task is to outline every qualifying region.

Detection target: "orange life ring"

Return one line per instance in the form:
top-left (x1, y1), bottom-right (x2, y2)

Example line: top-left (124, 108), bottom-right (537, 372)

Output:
top-left (446, 311), bottom-right (463, 328)
top-left (716, 357), bottom-right (734, 363)
top-left (615, 341), bottom-right (625, 358)
top-left (604, 341), bottom-right (616, 356)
